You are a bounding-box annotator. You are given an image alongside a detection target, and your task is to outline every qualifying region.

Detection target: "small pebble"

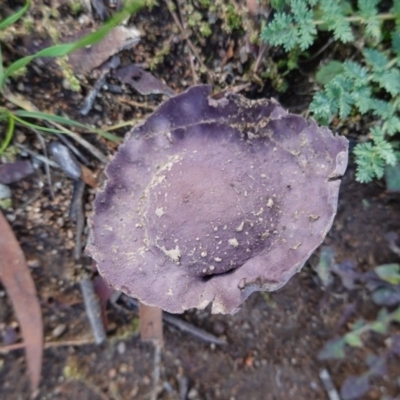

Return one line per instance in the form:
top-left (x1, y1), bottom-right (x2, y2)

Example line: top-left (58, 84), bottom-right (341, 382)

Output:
top-left (0, 184), bottom-right (11, 200)
top-left (188, 388), bottom-right (199, 399)
top-left (117, 342), bottom-right (126, 355)
top-left (52, 324), bottom-right (67, 338)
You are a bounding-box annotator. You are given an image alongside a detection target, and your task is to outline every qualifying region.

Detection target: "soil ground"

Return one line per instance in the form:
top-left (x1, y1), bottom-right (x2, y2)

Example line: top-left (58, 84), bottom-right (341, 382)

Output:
top-left (1, 1), bottom-right (400, 400)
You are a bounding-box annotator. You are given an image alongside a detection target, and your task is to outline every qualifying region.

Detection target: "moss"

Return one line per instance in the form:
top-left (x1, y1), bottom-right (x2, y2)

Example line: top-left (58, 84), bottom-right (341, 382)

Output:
top-left (0, 199), bottom-right (12, 210)
top-left (225, 4), bottom-right (242, 32)
top-left (199, 22), bottom-right (212, 37)
top-left (149, 43), bottom-right (171, 71)
top-left (57, 57), bottom-right (81, 92)
top-left (63, 358), bottom-right (84, 381)
top-left (69, 1), bottom-right (83, 15)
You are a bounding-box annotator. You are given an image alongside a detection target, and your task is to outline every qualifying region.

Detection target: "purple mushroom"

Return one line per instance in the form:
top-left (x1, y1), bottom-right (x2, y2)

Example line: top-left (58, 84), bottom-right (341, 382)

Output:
top-left (87, 85), bottom-right (348, 314)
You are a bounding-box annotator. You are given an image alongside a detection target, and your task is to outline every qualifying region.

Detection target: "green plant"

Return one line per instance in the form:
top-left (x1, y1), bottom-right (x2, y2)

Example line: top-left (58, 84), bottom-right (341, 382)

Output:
top-left (0, 0), bottom-right (145, 154)
top-left (317, 261), bottom-right (400, 399)
top-left (261, 0), bottom-right (400, 182)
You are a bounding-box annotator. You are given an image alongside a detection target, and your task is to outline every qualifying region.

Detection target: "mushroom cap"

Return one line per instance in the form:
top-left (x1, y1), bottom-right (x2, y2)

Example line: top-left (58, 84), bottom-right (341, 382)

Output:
top-left (87, 85), bottom-right (348, 314)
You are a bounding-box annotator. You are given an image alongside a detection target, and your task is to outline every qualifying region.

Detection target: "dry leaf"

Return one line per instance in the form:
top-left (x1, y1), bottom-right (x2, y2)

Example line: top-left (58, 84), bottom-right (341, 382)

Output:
top-left (0, 160), bottom-right (35, 184)
top-left (0, 211), bottom-right (43, 392)
top-left (139, 303), bottom-right (163, 346)
top-left (68, 26), bottom-right (140, 74)
top-left (114, 64), bottom-right (175, 97)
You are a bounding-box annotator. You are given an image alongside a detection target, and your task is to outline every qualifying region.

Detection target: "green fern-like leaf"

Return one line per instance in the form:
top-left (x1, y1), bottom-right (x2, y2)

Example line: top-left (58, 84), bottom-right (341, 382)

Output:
top-left (291, 0), bottom-right (317, 49)
top-left (371, 126), bottom-right (397, 165)
top-left (371, 99), bottom-right (395, 119)
top-left (363, 48), bottom-right (388, 71)
top-left (372, 69), bottom-right (400, 96)
top-left (319, 0), bottom-right (354, 42)
top-left (392, 32), bottom-right (400, 55)
top-left (354, 142), bottom-right (386, 182)
top-left (326, 76), bottom-right (354, 118)
top-left (260, 13), bottom-right (299, 51)
top-left (358, 0), bottom-right (381, 40)
top-left (309, 91), bottom-right (336, 120)
top-left (385, 116), bottom-right (400, 135)
top-left (391, 0), bottom-right (400, 30)
top-left (351, 85), bottom-right (373, 113)
top-left (343, 61), bottom-right (369, 85)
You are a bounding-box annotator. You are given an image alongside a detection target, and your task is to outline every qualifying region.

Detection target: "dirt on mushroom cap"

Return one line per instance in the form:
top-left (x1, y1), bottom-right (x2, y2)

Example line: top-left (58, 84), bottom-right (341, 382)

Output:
top-left (87, 85), bottom-right (348, 314)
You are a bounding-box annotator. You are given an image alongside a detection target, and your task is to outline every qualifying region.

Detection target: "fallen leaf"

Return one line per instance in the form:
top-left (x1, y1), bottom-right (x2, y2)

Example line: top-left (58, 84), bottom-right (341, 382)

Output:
top-left (114, 64), bottom-right (175, 97)
top-left (68, 26), bottom-right (140, 74)
top-left (0, 160), bottom-right (35, 184)
top-left (0, 211), bottom-right (43, 392)
top-left (139, 303), bottom-right (163, 346)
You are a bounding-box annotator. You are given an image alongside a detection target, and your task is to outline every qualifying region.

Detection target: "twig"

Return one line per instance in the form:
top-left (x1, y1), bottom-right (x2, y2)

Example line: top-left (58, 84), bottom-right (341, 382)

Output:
top-left (150, 343), bottom-right (162, 400)
top-left (80, 56), bottom-right (121, 116)
top-left (300, 38), bottom-right (334, 63)
top-left (80, 276), bottom-right (107, 344)
top-left (178, 375), bottom-right (189, 400)
top-left (46, 120), bottom-right (109, 164)
top-left (319, 369), bottom-right (341, 400)
top-left (80, 72), bottom-right (108, 116)
top-left (71, 180), bottom-right (86, 260)
top-left (252, 42), bottom-right (269, 74)
top-left (0, 338), bottom-right (95, 353)
top-left (162, 313), bottom-right (227, 345)
top-left (104, 119), bottom-right (143, 131)
top-left (33, 129), bottom-right (54, 199)
top-left (15, 143), bottom-right (60, 168)
top-left (118, 97), bottom-right (157, 111)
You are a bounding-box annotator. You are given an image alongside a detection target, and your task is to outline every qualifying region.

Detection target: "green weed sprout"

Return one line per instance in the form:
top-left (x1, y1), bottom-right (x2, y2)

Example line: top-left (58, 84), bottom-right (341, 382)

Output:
top-left (0, 0), bottom-right (144, 154)
top-left (261, 0), bottom-right (400, 182)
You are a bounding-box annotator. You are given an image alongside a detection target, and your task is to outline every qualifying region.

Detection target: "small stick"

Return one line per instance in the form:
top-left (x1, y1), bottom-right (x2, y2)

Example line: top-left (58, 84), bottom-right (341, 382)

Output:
top-left (319, 369), bottom-right (341, 400)
top-left (162, 313), bottom-right (227, 345)
top-left (80, 72), bottom-right (108, 116)
top-left (178, 375), bottom-right (189, 400)
top-left (33, 129), bottom-right (54, 199)
top-left (15, 144), bottom-right (59, 168)
top-left (0, 338), bottom-right (95, 353)
top-left (80, 276), bottom-right (107, 344)
top-left (46, 121), bottom-right (109, 164)
top-left (150, 343), bottom-right (162, 400)
top-left (81, 56), bottom-right (121, 116)
top-left (118, 97), bottom-right (157, 111)
top-left (71, 180), bottom-right (86, 260)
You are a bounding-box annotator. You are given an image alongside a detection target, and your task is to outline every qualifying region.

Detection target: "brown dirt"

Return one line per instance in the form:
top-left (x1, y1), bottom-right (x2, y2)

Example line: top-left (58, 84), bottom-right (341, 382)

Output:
top-left (1, 1), bottom-right (400, 400)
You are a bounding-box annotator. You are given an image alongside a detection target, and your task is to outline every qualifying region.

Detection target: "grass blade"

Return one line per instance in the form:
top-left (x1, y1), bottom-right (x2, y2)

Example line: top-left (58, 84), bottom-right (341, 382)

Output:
top-left (0, 0), bottom-right (30, 31)
top-left (0, 43), bottom-right (4, 88)
top-left (0, 113), bottom-right (15, 154)
top-left (14, 110), bottom-right (121, 141)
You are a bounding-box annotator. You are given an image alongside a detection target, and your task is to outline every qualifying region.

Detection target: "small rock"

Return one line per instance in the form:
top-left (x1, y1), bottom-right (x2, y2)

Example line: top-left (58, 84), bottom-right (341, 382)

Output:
top-left (117, 341), bottom-right (126, 355)
top-left (188, 388), bottom-right (199, 399)
top-left (0, 184), bottom-right (11, 200)
top-left (52, 324), bottom-right (67, 338)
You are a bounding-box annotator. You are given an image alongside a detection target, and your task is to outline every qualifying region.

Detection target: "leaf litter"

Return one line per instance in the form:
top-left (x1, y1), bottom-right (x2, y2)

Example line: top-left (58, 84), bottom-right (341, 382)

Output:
top-left (0, 210), bottom-right (43, 393)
